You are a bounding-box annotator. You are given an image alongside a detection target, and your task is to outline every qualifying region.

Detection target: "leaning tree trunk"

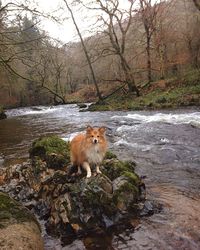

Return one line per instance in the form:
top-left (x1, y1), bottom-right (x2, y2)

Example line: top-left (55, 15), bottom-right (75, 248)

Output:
top-left (63, 0), bottom-right (103, 101)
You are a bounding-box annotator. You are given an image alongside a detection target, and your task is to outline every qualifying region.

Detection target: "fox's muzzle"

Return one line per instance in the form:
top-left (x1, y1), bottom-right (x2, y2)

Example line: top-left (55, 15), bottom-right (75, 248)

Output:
top-left (93, 139), bottom-right (98, 144)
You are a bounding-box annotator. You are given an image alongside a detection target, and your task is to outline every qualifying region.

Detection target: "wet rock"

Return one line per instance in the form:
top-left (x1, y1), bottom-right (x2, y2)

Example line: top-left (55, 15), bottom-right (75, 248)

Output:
top-left (29, 135), bottom-right (70, 170)
top-left (0, 112), bottom-right (7, 119)
top-left (0, 192), bottom-right (43, 249)
top-left (140, 200), bottom-right (163, 217)
top-left (112, 175), bottom-right (139, 212)
top-left (1, 136), bottom-right (146, 240)
top-left (0, 106), bottom-right (7, 119)
top-left (78, 103), bottom-right (87, 109)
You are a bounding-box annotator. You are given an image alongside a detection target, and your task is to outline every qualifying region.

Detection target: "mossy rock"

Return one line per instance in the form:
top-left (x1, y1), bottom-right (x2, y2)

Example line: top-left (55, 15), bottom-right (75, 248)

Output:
top-left (0, 192), bottom-right (43, 249)
top-left (29, 136), bottom-right (70, 169)
top-left (0, 192), bottom-right (39, 228)
top-left (112, 176), bottom-right (139, 211)
top-left (105, 151), bottom-right (118, 159)
top-left (2, 138), bottom-right (145, 238)
top-left (102, 156), bottom-right (137, 181)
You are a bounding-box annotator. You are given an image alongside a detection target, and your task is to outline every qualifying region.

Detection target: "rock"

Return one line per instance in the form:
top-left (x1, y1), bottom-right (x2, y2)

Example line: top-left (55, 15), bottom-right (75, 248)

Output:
top-left (77, 103), bottom-right (87, 109)
top-left (0, 192), bottom-right (43, 250)
top-left (29, 135), bottom-right (70, 170)
top-left (139, 200), bottom-right (163, 217)
top-left (112, 174), bottom-right (139, 212)
top-left (0, 106), bottom-right (7, 119)
top-left (1, 136), bottom-right (146, 241)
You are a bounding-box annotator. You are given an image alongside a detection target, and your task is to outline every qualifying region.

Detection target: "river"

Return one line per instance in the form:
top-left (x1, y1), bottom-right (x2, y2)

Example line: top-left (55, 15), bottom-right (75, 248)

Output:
top-left (0, 104), bottom-right (200, 250)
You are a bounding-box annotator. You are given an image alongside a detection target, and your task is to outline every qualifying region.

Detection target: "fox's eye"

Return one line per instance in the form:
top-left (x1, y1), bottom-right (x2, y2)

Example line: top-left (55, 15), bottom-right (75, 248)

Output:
top-left (91, 135), bottom-right (94, 137)
top-left (97, 136), bottom-right (100, 138)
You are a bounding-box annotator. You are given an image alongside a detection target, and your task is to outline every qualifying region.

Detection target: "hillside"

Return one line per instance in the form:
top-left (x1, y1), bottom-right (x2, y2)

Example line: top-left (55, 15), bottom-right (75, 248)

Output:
top-left (0, 0), bottom-right (199, 109)
top-left (87, 69), bottom-right (200, 111)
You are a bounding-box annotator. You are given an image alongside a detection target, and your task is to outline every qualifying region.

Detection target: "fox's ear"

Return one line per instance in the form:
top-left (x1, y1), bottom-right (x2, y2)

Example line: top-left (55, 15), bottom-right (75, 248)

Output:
top-left (99, 126), bottom-right (106, 134)
top-left (86, 125), bottom-right (93, 133)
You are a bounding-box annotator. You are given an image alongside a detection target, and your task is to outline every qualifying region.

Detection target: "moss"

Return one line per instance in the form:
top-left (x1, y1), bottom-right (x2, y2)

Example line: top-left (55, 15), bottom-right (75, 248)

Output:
top-left (30, 135), bottom-right (70, 158)
top-left (113, 182), bottom-right (139, 209)
top-left (29, 136), bottom-right (70, 169)
top-left (0, 192), bottom-right (39, 228)
top-left (105, 151), bottom-right (117, 159)
top-left (122, 171), bottom-right (140, 185)
top-left (102, 158), bottom-right (136, 181)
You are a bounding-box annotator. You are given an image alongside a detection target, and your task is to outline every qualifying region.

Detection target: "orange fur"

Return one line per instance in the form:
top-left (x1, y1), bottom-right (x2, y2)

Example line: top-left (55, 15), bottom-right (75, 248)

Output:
top-left (70, 126), bottom-right (107, 178)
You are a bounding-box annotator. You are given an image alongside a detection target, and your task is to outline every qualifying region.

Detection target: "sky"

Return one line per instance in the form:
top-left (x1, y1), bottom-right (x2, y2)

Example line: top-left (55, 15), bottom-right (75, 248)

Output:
top-left (2, 0), bottom-right (157, 43)
top-left (37, 0), bottom-right (135, 43)
top-left (34, 0), bottom-right (150, 43)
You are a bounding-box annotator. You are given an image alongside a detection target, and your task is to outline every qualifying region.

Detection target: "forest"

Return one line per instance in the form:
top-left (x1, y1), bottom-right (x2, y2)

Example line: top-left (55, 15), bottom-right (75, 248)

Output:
top-left (1, 1), bottom-right (200, 249)
top-left (0, 0), bottom-right (200, 109)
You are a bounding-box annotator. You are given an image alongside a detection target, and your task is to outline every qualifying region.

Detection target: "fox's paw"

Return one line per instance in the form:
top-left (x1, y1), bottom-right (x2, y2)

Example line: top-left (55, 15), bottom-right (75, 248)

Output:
top-left (86, 172), bottom-right (92, 178)
top-left (96, 169), bottom-right (102, 174)
top-left (77, 169), bottom-right (82, 175)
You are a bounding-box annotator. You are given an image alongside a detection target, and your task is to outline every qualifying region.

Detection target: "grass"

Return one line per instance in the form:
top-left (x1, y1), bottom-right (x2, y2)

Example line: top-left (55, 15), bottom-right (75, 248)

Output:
top-left (88, 69), bottom-right (200, 111)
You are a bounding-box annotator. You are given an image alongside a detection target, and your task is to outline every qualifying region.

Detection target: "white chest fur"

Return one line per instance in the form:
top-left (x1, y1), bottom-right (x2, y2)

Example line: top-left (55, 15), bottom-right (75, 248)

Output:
top-left (86, 145), bottom-right (104, 165)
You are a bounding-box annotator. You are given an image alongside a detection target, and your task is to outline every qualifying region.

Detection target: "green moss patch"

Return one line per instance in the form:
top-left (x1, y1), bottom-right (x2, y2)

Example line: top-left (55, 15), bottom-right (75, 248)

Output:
top-left (102, 158), bottom-right (137, 181)
top-left (29, 135), bottom-right (70, 169)
top-left (0, 192), bottom-right (38, 228)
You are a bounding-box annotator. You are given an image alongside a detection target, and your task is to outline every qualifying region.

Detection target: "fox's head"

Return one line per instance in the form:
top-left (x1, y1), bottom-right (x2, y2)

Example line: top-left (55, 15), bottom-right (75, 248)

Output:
top-left (86, 125), bottom-right (106, 144)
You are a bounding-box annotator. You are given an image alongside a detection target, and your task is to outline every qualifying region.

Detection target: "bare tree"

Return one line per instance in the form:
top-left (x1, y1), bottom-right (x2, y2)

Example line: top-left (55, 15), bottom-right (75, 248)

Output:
top-left (87, 0), bottom-right (140, 96)
top-left (139, 0), bottom-right (162, 83)
top-left (62, 0), bottom-right (103, 101)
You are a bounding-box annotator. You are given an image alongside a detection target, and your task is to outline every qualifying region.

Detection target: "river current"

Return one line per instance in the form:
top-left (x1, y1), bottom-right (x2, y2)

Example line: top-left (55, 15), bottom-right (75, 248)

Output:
top-left (0, 105), bottom-right (200, 250)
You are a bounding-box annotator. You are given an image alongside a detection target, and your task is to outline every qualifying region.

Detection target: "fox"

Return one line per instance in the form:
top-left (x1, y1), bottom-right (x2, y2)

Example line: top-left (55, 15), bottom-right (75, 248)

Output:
top-left (70, 125), bottom-right (107, 178)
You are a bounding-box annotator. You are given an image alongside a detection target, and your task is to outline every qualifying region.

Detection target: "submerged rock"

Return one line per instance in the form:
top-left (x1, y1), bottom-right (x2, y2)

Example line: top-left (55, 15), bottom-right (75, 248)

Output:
top-left (1, 135), bottom-right (146, 240)
top-left (0, 192), bottom-right (43, 249)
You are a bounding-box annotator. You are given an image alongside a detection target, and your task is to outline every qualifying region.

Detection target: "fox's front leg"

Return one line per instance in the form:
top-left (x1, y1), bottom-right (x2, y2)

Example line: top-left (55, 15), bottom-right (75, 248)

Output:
top-left (96, 165), bottom-right (102, 174)
top-left (77, 165), bottom-right (82, 175)
top-left (82, 162), bottom-right (92, 178)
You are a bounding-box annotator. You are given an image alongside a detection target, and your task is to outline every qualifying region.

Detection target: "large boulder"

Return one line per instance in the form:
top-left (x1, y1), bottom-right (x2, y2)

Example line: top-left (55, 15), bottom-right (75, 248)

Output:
top-left (0, 192), bottom-right (43, 250)
top-left (1, 135), bottom-right (146, 241)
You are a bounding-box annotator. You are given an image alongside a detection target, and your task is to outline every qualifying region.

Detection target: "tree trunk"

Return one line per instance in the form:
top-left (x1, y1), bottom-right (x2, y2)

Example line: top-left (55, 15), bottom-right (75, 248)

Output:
top-left (119, 54), bottom-right (140, 96)
top-left (146, 35), bottom-right (152, 83)
top-left (193, 0), bottom-right (200, 11)
top-left (63, 0), bottom-right (103, 101)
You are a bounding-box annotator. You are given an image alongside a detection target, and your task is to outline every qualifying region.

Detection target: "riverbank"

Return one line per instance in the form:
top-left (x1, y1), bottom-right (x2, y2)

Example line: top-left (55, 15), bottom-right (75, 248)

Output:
top-left (88, 70), bottom-right (200, 111)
